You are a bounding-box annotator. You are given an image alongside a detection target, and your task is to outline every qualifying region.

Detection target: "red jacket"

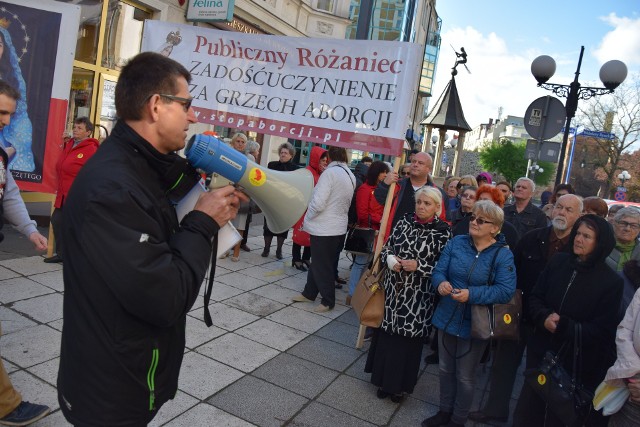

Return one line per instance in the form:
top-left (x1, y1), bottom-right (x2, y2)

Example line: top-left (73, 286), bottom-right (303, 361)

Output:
top-left (355, 182), bottom-right (384, 230)
top-left (54, 137), bottom-right (99, 208)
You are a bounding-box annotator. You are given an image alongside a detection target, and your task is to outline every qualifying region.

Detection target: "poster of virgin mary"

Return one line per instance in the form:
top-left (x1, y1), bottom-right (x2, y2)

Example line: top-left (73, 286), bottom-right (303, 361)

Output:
top-left (0, 1), bottom-right (60, 181)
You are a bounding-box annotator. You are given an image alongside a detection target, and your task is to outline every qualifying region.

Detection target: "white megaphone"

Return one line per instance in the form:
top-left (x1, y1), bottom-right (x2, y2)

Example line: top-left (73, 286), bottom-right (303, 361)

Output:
top-left (184, 134), bottom-right (314, 234)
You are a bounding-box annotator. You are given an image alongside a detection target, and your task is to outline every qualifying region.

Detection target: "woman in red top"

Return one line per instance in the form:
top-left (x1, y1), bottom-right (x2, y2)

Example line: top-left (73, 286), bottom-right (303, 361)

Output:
top-left (291, 146), bottom-right (328, 271)
top-left (347, 161), bottom-right (389, 299)
top-left (44, 117), bottom-right (99, 263)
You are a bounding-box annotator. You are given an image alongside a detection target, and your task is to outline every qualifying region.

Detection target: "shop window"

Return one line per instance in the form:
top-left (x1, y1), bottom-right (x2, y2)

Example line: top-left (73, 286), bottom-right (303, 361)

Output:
top-left (67, 68), bottom-right (95, 131)
top-left (102, 0), bottom-right (151, 70)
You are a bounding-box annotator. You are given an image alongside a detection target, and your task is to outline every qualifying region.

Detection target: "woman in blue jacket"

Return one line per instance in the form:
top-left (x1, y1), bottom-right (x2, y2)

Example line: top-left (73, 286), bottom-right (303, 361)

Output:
top-left (422, 200), bottom-right (516, 427)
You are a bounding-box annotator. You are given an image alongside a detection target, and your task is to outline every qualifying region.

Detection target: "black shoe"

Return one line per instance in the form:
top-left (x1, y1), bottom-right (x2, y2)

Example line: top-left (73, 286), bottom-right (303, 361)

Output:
top-left (335, 276), bottom-right (347, 285)
top-left (421, 411), bottom-right (451, 427)
top-left (293, 261), bottom-right (307, 272)
top-left (390, 393), bottom-right (404, 403)
top-left (424, 352), bottom-right (439, 365)
top-left (0, 401), bottom-right (51, 425)
top-left (302, 260), bottom-right (311, 269)
top-left (261, 249), bottom-right (270, 257)
top-left (468, 411), bottom-right (508, 423)
top-left (335, 282), bottom-right (343, 289)
top-left (276, 249), bottom-right (283, 260)
top-left (43, 255), bottom-right (62, 264)
top-left (240, 244), bottom-right (251, 252)
top-left (376, 388), bottom-right (390, 399)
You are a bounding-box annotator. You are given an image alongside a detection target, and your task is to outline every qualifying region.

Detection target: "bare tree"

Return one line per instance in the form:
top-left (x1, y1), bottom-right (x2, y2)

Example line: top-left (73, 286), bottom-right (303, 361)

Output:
top-left (577, 75), bottom-right (640, 197)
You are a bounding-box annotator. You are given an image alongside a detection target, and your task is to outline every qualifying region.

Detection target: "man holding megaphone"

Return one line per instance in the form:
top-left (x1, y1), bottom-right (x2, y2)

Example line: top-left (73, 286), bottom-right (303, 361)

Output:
top-left (57, 52), bottom-right (248, 426)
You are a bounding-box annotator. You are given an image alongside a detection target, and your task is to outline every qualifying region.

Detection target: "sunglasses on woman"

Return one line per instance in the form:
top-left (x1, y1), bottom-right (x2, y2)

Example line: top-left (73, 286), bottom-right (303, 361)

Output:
top-left (469, 215), bottom-right (493, 225)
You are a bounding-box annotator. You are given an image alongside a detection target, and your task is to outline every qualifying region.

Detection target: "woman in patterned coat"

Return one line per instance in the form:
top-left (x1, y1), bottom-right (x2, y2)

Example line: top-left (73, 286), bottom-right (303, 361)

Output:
top-left (365, 186), bottom-right (452, 402)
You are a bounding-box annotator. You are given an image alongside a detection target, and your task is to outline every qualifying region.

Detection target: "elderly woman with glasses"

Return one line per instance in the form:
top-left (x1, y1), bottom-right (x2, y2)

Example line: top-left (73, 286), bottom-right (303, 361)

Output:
top-left (448, 186), bottom-right (477, 227)
top-left (606, 207), bottom-right (640, 316)
top-left (607, 208), bottom-right (640, 273)
top-left (422, 200), bottom-right (516, 427)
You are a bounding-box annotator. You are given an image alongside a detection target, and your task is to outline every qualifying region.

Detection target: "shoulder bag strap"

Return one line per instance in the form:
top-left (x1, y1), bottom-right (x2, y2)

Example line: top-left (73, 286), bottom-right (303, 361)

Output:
top-left (333, 164), bottom-right (355, 190)
top-left (203, 234), bottom-right (219, 327)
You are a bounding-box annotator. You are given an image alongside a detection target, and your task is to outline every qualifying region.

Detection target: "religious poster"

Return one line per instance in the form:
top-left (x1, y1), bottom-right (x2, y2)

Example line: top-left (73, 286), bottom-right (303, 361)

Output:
top-left (0, 0), bottom-right (79, 191)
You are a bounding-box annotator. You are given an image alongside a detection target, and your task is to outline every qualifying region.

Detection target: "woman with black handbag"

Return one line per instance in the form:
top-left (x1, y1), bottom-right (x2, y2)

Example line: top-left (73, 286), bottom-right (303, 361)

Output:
top-left (345, 161), bottom-right (389, 304)
top-left (365, 187), bottom-right (451, 403)
top-left (513, 214), bottom-right (623, 427)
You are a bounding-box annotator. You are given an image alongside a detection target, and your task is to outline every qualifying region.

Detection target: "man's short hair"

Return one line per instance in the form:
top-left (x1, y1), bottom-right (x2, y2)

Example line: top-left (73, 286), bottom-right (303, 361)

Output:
top-left (115, 52), bottom-right (191, 121)
top-left (516, 177), bottom-right (535, 193)
top-left (74, 116), bottom-right (94, 133)
top-left (0, 80), bottom-right (20, 101)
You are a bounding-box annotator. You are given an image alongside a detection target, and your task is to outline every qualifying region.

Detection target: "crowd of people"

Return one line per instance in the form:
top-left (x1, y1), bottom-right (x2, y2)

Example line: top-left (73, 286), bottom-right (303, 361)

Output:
top-left (0, 50), bottom-right (638, 426)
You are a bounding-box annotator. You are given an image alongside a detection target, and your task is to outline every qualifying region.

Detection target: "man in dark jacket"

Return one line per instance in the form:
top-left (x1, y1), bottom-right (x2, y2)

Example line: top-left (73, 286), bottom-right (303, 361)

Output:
top-left (374, 152), bottom-right (447, 240)
top-left (57, 52), bottom-right (246, 426)
top-left (469, 194), bottom-right (582, 423)
top-left (503, 177), bottom-right (548, 240)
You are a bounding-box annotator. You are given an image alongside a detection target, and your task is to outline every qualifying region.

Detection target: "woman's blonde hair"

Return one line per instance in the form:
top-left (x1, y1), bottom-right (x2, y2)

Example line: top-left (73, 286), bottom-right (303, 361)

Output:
top-left (415, 186), bottom-right (442, 210)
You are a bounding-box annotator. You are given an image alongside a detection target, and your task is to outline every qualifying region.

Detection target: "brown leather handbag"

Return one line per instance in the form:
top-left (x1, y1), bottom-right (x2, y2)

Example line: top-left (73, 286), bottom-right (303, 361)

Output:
top-left (470, 246), bottom-right (522, 340)
top-left (352, 253), bottom-right (385, 328)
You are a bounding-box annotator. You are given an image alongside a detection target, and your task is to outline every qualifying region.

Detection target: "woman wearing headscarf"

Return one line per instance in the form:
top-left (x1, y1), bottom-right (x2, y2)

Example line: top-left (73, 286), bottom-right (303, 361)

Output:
top-left (291, 146), bottom-right (328, 271)
top-left (423, 200), bottom-right (516, 427)
top-left (262, 142), bottom-right (299, 259)
top-left (365, 187), bottom-right (451, 402)
top-left (513, 214), bottom-right (623, 427)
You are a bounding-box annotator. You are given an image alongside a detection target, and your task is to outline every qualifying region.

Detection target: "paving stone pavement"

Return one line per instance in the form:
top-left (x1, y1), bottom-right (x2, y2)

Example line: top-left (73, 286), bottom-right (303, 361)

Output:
top-left (0, 221), bottom-right (522, 426)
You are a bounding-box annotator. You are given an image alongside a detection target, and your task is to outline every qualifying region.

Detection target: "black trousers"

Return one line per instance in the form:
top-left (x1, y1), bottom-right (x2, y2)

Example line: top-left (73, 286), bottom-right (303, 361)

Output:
top-left (50, 207), bottom-right (63, 258)
top-left (302, 234), bottom-right (344, 308)
top-left (480, 322), bottom-right (531, 417)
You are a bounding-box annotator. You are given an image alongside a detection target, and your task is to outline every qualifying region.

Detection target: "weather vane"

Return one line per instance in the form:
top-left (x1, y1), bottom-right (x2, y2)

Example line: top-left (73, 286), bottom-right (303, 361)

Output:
top-left (451, 46), bottom-right (470, 76)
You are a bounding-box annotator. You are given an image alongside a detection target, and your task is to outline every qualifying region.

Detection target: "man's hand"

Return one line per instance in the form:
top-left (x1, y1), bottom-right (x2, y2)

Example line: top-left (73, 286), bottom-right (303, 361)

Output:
top-left (383, 171), bottom-right (399, 185)
top-left (628, 378), bottom-right (640, 403)
top-left (194, 185), bottom-right (249, 227)
top-left (544, 313), bottom-right (560, 333)
top-left (29, 231), bottom-right (47, 252)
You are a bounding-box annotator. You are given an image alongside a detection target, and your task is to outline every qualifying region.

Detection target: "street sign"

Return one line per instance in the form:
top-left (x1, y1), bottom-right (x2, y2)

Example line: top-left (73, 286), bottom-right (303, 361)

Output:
top-left (614, 191), bottom-right (627, 201)
top-left (525, 139), bottom-right (561, 162)
top-left (617, 186), bottom-right (627, 192)
top-left (524, 96), bottom-right (567, 141)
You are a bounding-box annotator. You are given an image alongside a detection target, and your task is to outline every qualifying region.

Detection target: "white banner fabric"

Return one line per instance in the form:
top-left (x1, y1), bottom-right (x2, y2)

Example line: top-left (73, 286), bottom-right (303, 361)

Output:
top-left (142, 21), bottom-right (422, 156)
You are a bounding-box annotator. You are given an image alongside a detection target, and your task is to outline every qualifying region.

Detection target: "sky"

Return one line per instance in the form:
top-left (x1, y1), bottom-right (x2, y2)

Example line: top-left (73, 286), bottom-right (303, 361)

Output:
top-left (430, 0), bottom-right (640, 133)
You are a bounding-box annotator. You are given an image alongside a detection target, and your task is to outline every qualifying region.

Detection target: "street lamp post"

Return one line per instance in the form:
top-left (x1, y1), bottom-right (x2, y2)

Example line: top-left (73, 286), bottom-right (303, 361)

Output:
top-left (528, 162), bottom-right (543, 181)
top-left (618, 170), bottom-right (631, 188)
top-left (530, 46), bottom-right (627, 187)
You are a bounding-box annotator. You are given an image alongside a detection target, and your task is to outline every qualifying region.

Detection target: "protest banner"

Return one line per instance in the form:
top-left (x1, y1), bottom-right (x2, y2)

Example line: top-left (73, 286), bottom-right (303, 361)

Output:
top-left (142, 21), bottom-right (422, 156)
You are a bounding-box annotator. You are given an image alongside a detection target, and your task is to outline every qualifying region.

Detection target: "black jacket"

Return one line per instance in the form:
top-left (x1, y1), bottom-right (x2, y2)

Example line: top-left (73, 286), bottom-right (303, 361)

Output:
top-left (514, 225), bottom-right (569, 321)
top-left (527, 215), bottom-right (623, 391)
top-left (57, 121), bottom-right (220, 425)
top-left (503, 200), bottom-right (547, 241)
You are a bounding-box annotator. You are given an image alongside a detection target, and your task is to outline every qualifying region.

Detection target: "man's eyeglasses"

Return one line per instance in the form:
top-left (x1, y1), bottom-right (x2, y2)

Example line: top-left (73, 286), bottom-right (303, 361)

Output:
top-left (401, 170), bottom-right (411, 176)
top-left (158, 94), bottom-right (193, 112)
top-left (616, 220), bottom-right (640, 230)
top-left (461, 193), bottom-right (476, 200)
top-left (470, 214), bottom-right (493, 225)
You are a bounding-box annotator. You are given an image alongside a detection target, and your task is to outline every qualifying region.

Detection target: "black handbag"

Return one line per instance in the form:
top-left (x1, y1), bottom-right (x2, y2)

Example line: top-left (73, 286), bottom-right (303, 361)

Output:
top-left (524, 323), bottom-right (593, 427)
top-left (470, 246), bottom-right (522, 340)
top-left (344, 222), bottom-right (375, 255)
